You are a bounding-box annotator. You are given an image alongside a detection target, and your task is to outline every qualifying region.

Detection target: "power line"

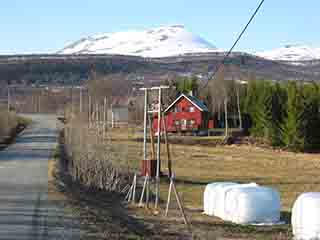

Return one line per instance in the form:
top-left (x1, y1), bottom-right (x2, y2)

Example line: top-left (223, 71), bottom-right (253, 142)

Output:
top-left (202, 0), bottom-right (266, 89)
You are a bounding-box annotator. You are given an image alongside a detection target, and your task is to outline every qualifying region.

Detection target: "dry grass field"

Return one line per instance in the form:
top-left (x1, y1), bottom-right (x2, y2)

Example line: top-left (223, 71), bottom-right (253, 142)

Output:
top-left (56, 123), bottom-right (320, 239)
top-left (104, 127), bottom-right (320, 239)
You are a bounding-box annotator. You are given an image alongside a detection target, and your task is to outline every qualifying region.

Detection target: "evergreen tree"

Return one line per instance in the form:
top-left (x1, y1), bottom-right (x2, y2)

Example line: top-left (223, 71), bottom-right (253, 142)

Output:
top-left (302, 83), bottom-right (320, 151)
top-left (243, 79), bottom-right (258, 115)
top-left (281, 81), bottom-right (305, 151)
top-left (257, 81), bottom-right (273, 139)
top-left (245, 80), bottom-right (273, 140)
top-left (270, 82), bottom-right (287, 146)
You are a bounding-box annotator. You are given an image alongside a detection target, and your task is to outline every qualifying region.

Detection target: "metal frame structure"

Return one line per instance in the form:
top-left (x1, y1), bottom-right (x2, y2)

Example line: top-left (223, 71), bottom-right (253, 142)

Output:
top-left (139, 86), bottom-right (169, 208)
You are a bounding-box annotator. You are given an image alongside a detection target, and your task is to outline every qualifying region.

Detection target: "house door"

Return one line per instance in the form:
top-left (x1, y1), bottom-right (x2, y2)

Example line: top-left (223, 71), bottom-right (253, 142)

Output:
top-left (181, 119), bottom-right (187, 130)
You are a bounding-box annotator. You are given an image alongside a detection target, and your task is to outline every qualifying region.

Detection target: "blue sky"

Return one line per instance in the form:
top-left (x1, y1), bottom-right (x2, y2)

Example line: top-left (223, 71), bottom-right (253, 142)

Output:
top-left (1, 0), bottom-right (319, 54)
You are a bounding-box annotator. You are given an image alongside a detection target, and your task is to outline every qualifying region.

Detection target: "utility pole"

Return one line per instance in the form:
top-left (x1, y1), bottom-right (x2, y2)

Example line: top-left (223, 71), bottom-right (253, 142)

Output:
top-left (143, 88), bottom-right (148, 161)
top-left (7, 85), bottom-right (10, 113)
top-left (79, 87), bottom-right (83, 114)
top-left (71, 79), bottom-right (74, 118)
top-left (88, 95), bottom-right (92, 128)
top-left (111, 104), bottom-right (114, 128)
top-left (38, 90), bottom-right (41, 113)
top-left (32, 96), bottom-right (35, 113)
top-left (103, 96), bottom-right (107, 140)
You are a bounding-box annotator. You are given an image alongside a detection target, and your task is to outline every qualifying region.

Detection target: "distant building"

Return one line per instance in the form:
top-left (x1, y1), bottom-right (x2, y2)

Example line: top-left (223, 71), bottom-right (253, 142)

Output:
top-left (108, 96), bottom-right (129, 128)
top-left (108, 106), bottom-right (129, 128)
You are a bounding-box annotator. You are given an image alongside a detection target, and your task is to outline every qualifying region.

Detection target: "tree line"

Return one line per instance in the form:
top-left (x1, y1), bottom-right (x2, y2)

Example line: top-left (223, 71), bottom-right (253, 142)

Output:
top-left (243, 80), bottom-right (320, 152)
top-left (84, 69), bottom-right (320, 153)
top-left (165, 73), bottom-right (320, 152)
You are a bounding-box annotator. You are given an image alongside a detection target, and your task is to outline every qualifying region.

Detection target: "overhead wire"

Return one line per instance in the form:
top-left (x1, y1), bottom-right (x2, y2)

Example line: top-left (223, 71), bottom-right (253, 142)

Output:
top-left (201, 0), bottom-right (266, 89)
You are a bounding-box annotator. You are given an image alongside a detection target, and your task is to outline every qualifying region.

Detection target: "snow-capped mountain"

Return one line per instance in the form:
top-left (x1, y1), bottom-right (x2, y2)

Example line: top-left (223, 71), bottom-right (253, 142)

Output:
top-left (58, 25), bottom-right (221, 58)
top-left (257, 45), bottom-right (320, 62)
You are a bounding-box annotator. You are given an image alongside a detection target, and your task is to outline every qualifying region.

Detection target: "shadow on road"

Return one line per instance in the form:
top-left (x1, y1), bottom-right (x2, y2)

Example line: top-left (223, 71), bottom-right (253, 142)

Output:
top-left (54, 163), bottom-right (153, 239)
top-left (0, 149), bottom-right (53, 163)
top-left (16, 136), bottom-right (57, 144)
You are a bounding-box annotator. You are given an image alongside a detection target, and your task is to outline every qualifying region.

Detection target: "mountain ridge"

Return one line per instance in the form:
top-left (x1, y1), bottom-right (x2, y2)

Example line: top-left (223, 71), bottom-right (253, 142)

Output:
top-left (59, 26), bottom-right (320, 64)
top-left (58, 25), bottom-right (222, 57)
top-left (257, 45), bottom-right (320, 62)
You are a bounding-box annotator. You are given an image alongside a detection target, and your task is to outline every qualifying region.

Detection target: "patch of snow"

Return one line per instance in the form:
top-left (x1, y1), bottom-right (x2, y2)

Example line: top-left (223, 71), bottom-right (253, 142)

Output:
top-left (256, 45), bottom-right (320, 61)
top-left (58, 25), bottom-right (222, 58)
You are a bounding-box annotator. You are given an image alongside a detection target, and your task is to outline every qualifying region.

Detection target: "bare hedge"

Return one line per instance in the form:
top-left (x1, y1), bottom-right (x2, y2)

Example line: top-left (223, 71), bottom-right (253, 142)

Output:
top-left (63, 117), bottom-right (132, 192)
top-left (0, 108), bottom-right (18, 140)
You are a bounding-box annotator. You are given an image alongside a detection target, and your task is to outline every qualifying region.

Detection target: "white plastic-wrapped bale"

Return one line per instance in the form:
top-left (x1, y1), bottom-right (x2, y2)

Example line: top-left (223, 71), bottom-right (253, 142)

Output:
top-left (292, 192), bottom-right (320, 240)
top-left (203, 183), bottom-right (221, 215)
top-left (203, 182), bottom-right (238, 216)
top-left (203, 182), bottom-right (281, 225)
top-left (224, 186), bottom-right (281, 224)
top-left (214, 183), bottom-right (258, 220)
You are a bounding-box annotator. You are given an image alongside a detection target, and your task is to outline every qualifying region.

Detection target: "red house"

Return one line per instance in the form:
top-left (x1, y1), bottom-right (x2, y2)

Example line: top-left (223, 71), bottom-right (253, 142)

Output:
top-left (153, 93), bottom-right (214, 134)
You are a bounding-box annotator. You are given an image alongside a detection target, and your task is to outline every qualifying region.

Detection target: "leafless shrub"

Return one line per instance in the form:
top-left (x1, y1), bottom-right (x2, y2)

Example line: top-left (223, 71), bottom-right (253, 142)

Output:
top-left (62, 72), bottom-right (135, 192)
top-left (63, 114), bottom-right (132, 192)
top-left (0, 107), bottom-right (18, 139)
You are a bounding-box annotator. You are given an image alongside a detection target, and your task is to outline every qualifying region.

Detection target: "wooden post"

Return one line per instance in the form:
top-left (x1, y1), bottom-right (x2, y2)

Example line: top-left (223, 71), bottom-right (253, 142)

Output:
top-left (79, 87), bottom-right (83, 114)
top-left (111, 104), bottom-right (114, 128)
top-left (121, 184), bottom-right (130, 194)
top-left (139, 174), bottom-right (149, 207)
top-left (103, 97), bottom-right (107, 141)
top-left (96, 102), bottom-right (99, 123)
top-left (7, 85), bottom-right (10, 124)
top-left (155, 87), bottom-right (162, 209)
top-left (143, 89), bottom-right (148, 161)
top-left (146, 176), bottom-right (150, 208)
top-left (165, 178), bottom-right (173, 217)
top-left (172, 179), bottom-right (189, 226)
top-left (70, 84), bottom-right (73, 117)
top-left (165, 174), bottom-right (190, 228)
top-left (224, 97), bottom-right (228, 137)
top-left (131, 174), bottom-right (137, 203)
top-left (162, 113), bottom-right (172, 178)
top-left (32, 95), bottom-right (34, 113)
top-left (34, 95), bottom-right (36, 113)
top-left (88, 95), bottom-right (92, 128)
top-left (7, 85), bottom-right (10, 114)
top-left (96, 102), bottom-right (99, 143)
top-left (38, 95), bottom-right (41, 113)
top-left (149, 114), bottom-right (156, 160)
top-left (125, 185), bottom-right (133, 202)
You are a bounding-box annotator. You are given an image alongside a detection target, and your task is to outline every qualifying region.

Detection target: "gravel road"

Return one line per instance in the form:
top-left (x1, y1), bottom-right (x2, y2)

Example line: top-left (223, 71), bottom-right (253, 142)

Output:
top-left (0, 114), bottom-right (79, 240)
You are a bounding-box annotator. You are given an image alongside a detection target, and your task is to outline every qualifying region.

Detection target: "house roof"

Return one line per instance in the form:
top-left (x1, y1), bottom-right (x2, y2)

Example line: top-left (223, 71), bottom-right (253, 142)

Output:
top-left (164, 93), bottom-right (209, 112)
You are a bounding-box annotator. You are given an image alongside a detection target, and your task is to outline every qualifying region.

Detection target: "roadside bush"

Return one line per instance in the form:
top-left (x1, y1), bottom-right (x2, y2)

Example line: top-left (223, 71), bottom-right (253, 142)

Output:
top-left (0, 108), bottom-right (18, 140)
top-left (63, 116), bottom-right (132, 192)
